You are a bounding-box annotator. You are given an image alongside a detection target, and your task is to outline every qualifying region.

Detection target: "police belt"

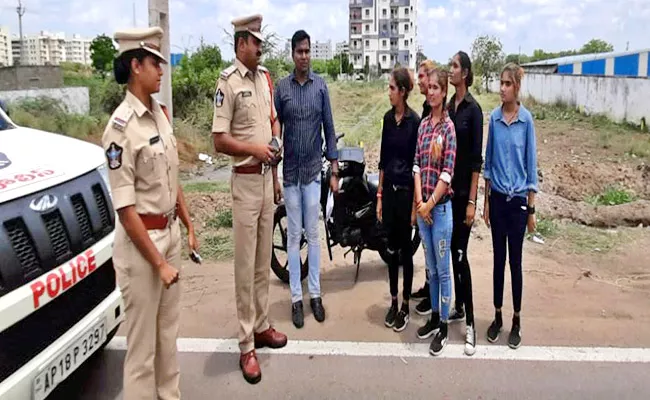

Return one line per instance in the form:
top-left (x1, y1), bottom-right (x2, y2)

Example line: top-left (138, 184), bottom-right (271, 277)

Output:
top-left (139, 208), bottom-right (178, 230)
top-left (232, 163), bottom-right (271, 175)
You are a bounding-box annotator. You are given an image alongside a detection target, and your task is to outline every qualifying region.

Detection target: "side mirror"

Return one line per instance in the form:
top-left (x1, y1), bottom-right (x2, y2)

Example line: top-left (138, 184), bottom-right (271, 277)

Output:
top-left (336, 133), bottom-right (345, 142)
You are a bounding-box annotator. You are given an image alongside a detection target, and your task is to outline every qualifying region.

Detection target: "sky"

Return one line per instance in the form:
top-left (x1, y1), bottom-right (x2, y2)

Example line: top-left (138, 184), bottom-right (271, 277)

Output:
top-left (0, 0), bottom-right (649, 62)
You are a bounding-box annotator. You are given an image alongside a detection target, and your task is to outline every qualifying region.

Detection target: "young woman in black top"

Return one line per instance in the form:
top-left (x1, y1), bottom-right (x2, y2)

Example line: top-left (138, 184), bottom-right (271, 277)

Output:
top-left (377, 67), bottom-right (421, 332)
top-left (447, 51), bottom-right (483, 355)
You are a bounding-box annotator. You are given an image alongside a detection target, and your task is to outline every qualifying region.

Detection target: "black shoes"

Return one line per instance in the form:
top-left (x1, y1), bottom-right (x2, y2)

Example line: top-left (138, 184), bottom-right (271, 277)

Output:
top-left (448, 307), bottom-right (466, 324)
top-left (429, 322), bottom-right (448, 356)
top-left (417, 312), bottom-right (440, 340)
top-left (385, 303), bottom-right (398, 328)
top-left (487, 310), bottom-right (503, 343)
top-left (292, 301), bottom-right (304, 329)
top-left (393, 304), bottom-right (410, 332)
top-left (415, 298), bottom-right (432, 316)
top-left (411, 283), bottom-right (429, 299)
top-left (310, 298), bottom-right (326, 323)
top-left (508, 316), bottom-right (522, 349)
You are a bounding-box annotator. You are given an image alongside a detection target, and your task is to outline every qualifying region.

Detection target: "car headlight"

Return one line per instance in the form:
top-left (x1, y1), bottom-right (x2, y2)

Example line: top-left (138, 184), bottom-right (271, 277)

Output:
top-left (97, 162), bottom-right (112, 199)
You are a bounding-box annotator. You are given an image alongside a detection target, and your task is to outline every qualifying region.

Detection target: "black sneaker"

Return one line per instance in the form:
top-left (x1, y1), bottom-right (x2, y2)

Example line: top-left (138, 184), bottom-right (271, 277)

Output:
top-left (310, 297), bottom-right (326, 323)
top-left (384, 303), bottom-right (398, 328)
top-left (448, 307), bottom-right (465, 324)
top-left (292, 301), bottom-right (304, 329)
top-left (417, 313), bottom-right (440, 340)
top-left (487, 317), bottom-right (503, 343)
top-left (415, 298), bottom-right (432, 316)
top-left (393, 303), bottom-right (410, 332)
top-left (509, 317), bottom-right (522, 349)
top-left (411, 283), bottom-right (429, 299)
top-left (429, 322), bottom-right (448, 356)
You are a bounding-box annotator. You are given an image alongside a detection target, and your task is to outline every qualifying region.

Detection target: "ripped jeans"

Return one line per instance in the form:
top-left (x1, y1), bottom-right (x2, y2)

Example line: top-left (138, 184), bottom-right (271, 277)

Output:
top-left (417, 200), bottom-right (453, 321)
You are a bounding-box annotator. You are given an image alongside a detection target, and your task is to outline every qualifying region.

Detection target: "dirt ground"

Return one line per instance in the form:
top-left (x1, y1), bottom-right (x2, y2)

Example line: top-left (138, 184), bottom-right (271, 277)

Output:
top-left (176, 98), bottom-right (650, 348)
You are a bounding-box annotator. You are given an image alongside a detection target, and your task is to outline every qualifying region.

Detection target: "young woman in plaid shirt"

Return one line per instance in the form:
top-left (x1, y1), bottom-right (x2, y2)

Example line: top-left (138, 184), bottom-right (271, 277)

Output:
top-left (413, 68), bottom-right (457, 356)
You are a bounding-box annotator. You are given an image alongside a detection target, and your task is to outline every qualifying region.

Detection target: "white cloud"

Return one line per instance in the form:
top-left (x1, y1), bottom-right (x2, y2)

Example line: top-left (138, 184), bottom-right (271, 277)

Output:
top-left (427, 6), bottom-right (447, 19)
top-left (0, 0), bottom-right (645, 64)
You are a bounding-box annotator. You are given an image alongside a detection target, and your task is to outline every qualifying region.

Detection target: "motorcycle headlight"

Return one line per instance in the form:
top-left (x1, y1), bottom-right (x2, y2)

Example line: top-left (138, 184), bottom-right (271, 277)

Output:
top-left (97, 162), bottom-right (112, 199)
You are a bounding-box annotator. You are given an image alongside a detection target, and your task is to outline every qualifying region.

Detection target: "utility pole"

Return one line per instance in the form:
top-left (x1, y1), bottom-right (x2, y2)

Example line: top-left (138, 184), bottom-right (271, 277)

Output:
top-left (16, 0), bottom-right (26, 65)
top-left (149, 0), bottom-right (172, 121)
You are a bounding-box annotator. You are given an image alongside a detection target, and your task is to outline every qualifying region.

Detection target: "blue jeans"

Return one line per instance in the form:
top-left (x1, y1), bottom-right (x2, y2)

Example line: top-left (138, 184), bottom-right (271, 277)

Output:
top-left (285, 180), bottom-right (321, 304)
top-left (417, 201), bottom-right (453, 321)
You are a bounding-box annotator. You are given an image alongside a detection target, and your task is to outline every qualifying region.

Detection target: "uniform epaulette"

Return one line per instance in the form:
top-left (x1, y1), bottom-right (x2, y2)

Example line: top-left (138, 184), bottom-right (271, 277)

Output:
top-left (220, 65), bottom-right (237, 80)
top-left (111, 103), bottom-right (134, 132)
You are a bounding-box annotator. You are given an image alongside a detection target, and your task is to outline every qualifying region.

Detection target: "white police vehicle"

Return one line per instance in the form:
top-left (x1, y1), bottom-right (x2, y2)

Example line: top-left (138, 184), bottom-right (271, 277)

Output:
top-left (0, 104), bottom-right (123, 399)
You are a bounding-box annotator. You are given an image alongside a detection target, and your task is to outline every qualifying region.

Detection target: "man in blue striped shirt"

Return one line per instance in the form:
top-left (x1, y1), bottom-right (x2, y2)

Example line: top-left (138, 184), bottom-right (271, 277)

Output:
top-left (274, 30), bottom-right (339, 329)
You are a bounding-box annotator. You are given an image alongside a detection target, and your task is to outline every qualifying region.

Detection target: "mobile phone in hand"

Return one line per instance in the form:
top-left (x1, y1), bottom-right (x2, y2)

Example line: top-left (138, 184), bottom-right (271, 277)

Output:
top-left (190, 250), bottom-right (202, 264)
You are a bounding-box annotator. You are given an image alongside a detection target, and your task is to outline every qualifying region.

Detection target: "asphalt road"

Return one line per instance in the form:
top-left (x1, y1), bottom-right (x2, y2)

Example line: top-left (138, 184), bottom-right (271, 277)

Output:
top-left (49, 341), bottom-right (650, 400)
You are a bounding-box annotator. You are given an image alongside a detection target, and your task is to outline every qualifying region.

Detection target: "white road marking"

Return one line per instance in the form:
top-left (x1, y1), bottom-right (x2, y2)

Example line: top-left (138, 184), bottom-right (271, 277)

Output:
top-left (108, 337), bottom-right (650, 363)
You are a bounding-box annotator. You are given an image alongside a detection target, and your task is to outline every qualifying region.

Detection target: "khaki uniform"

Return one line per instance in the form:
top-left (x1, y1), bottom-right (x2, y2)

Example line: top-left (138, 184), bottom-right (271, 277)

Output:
top-left (212, 58), bottom-right (276, 354)
top-left (103, 89), bottom-right (181, 400)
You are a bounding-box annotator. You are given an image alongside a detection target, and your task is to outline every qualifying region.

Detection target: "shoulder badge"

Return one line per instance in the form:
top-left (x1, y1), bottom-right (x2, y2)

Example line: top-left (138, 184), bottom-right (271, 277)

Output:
top-left (106, 142), bottom-right (123, 170)
top-left (215, 88), bottom-right (225, 108)
top-left (111, 104), bottom-right (134, 132)
top-left (220, 65), bottom-right (237, 80)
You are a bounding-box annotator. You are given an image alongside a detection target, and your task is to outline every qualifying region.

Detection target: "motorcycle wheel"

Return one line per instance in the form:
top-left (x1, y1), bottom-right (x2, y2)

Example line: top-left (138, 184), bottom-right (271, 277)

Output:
top-left (271, 203), bottom-right (309, 284)
top-left (378, 224), bottom-right (422, 266)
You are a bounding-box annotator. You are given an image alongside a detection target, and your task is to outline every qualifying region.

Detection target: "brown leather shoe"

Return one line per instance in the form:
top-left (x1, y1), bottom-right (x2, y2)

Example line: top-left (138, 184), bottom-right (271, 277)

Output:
top-left (254, 327), bottom-right (288, 349)
top-left (239, 350), bottom-right (261, 384)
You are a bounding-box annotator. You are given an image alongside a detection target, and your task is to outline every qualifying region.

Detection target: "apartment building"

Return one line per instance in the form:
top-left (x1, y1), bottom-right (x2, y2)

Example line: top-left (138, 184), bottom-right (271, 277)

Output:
top-left (65, 34), bottom-right (92, 65)
top-left (11, 31), bottom-right (92, 66)
top-left (312, 40), bottom-right (333, 60)
top-left (335, 41), bottom-right (349, 56)
top-left (0, 26), bottom-right (12, 67)
top-left (349, 0), bottom-right (418, 72)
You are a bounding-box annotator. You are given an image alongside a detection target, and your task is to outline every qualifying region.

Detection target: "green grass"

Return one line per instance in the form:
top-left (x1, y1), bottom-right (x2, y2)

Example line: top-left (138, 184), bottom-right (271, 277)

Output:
top-left (206, 210), bottom-right (232, 229)
top-left (560, 223), bottom-right (623, 254)
top-left (182, 181), bottom-right (230, 194)
top-left (200, 232), bottom-right (234, 260)
top-left (535, 216), bottom-right (558, 238)
top-left (586, 186), bottom-right (636, 206)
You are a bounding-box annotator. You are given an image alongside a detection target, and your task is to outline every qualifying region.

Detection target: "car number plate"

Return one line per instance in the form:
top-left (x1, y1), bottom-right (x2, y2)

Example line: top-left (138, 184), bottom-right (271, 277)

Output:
top-left (32, 318), bottom-right (106, 400)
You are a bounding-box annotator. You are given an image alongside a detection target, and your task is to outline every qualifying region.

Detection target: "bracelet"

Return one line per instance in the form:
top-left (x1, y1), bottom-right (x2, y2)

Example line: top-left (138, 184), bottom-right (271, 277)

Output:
top-left (468, 199), bottom-right (476, 206)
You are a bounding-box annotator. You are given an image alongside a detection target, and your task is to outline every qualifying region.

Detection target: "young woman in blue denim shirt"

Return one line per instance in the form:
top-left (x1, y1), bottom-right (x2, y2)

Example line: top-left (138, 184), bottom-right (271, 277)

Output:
top-left (482, 63), bottom-right (538, 349)
top-left (413, 68), bottom-right (457, 356)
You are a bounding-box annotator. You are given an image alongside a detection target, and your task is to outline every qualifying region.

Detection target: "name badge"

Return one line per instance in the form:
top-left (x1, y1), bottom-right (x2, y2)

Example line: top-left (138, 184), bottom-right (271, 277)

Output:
top-left (241, 91), bottom-right (252, 98)
top-left (150, 135), bottom-right (161, 145)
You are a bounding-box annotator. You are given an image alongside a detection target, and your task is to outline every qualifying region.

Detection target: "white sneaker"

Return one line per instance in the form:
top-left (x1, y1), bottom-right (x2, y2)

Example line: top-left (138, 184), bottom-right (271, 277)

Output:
top-left (465, 324), bottom-right (476, 356)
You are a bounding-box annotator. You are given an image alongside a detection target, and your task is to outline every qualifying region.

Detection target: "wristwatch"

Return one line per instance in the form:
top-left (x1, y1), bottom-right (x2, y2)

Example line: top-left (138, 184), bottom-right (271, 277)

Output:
top-left (527, 205), bottom-right (536, 215)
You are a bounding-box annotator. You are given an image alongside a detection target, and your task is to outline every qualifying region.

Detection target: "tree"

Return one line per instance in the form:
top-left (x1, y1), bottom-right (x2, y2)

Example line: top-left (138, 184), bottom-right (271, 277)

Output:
top-left (171, 42), bottom-right (224, 119)
top-left (416, 50), bottom-right (427, 66)
top-left (580, 39), bottom-right (614, 54)
top-left (90, 34), bottom-right (117, 78)
top-left (471, 35), bottom-right (505, 92)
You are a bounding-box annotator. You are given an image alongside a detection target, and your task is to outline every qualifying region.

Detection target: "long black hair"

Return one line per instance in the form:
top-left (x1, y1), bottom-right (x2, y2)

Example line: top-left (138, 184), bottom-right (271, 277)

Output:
top-left (113, 48), bottom-right (153, 84)
top-left (455, 51), bottom-right (474, 88)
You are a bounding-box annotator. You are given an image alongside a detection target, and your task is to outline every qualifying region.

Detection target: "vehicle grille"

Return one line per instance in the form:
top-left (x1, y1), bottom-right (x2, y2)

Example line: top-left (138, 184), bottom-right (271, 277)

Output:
top-left (0, 260), bottom-right (116, 382)
top-left (43, 210), bottom-right (72, 262)
top-left (4, 218), bottom-right (41, 280)
top-left (0, 170), bottom-right (115, 298)
top-left (71, 194), bottom-right (93, 243)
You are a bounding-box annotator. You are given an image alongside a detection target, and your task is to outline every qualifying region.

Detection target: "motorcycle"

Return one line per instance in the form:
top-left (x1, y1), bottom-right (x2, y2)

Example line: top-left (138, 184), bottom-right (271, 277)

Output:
top-left (271, 133), bottom-right (421, 284)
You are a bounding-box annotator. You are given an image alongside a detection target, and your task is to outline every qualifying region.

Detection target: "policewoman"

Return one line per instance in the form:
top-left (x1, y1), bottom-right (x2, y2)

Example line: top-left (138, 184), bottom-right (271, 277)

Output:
top-left (212, 14), bottom-right (287, 385)
top-left (102, 27), bottom-right (198, 400)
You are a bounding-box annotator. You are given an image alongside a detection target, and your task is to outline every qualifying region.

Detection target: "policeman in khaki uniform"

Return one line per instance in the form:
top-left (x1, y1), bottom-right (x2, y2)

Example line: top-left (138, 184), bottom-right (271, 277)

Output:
top-left (212, 14), bottom-right (288, 385)
top-left (102, 27), bottom-right (198, 400)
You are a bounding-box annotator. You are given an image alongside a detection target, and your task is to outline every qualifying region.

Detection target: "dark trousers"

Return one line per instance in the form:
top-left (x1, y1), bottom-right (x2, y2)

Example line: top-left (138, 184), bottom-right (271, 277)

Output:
top-left (383, 182), bottom-right (414, 301)
top-left (451, 194), bottom-right (474, 326)
top-left (489, 190), bottom-right (528, 313)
